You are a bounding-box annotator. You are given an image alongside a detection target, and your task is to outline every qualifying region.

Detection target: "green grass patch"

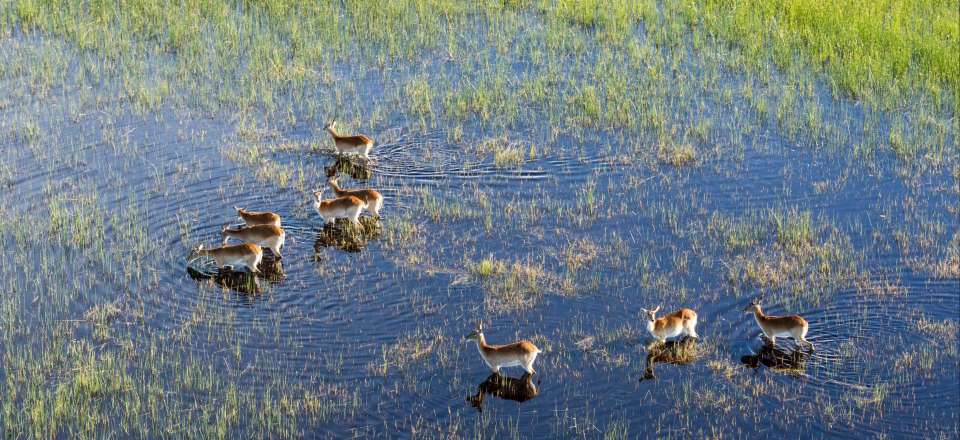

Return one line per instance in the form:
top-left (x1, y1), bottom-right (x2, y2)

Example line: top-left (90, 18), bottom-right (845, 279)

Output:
top-left (677, 0), bottom-right (960, 106)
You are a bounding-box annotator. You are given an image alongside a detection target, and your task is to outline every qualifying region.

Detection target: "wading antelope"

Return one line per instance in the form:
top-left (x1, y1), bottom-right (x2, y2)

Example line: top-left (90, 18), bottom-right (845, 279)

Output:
top-left (743, 297), bottom-right (813, 350)
top-left (464, 323), bottom-right (541, 375)
top-left (191, 243), bottom-right (262, 274)
top-left (312, 188), bottom-right (366, 227)
top-left (641, 306), bottom-right (699, 344)
top-left (324, 120), bottom-right (374, 159)
top-left (327, 174), bottom-right (383, 218)
top-left (221, 224), bottom-right (286, 259)
top-left (234, 206), bottom-right (281, 227)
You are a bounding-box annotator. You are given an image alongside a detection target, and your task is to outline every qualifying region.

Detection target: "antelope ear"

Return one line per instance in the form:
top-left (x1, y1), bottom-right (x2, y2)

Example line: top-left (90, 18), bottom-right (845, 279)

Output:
top-left (652, 305), bottom-right (661, 313)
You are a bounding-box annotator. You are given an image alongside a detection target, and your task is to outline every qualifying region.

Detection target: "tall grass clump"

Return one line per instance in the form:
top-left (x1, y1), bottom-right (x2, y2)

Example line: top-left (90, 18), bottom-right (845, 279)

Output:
top-left (772, 209), bottom-right (814, 252)
top-left (553, 0), bottom-right (653, 34)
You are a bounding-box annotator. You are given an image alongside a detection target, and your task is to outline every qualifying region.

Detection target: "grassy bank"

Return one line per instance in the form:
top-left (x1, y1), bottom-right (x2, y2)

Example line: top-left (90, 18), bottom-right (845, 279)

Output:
top-left (676, 0), bottom-right (959, 108)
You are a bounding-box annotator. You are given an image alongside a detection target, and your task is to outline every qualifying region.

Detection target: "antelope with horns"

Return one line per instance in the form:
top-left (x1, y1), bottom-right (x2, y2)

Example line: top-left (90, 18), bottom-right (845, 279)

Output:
top-left (327, 172), bottom-right (383, 218)
top-left (221, 224), bottom-right (285, 259)
top-left (464, 323), bottom-right (541, 375)
top-left (234, 206), bottom-right (281, 227)
top-left (191, 243), bottom-right (262, 274)
top-left (324, 120), bottom-right (374, 160)
top-left (743, 297), bottom-right (813, 350)
top-left (312, 188), bottom-right (366, 227)
top-left (640, 306), bottom-right (699, 344)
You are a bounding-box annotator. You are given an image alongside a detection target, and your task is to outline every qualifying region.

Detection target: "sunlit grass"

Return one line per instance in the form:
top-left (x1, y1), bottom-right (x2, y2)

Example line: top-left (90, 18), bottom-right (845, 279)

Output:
top-left (0, 0), bottom-right (956, 437)
top-left (676, 0), bottom-right (959, 106)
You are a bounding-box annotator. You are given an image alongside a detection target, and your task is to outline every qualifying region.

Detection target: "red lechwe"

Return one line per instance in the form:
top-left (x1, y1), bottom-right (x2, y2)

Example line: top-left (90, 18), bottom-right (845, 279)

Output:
top-left (327, 174), bottom-right (384, 218)
top-left (464, 323), bottom-right (541, 375)
top-left (221, 224), bottom-right (286, 259)
top-left (312, 188), bottom-right (366, 227)
top-left (641, 306), bottom-right (699, 344)
top-left (324, 120), bottom-right (374, 160)
top-left (191, 243), bottom-right (263, 274)
top-left (743, 297), bottom-right (813, 350)
top-left (234, 206), bottom-right (281, 227)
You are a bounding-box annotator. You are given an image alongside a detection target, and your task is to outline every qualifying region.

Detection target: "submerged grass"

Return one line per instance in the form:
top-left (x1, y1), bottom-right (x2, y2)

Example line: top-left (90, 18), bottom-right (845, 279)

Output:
top-left (0, 0), bottom-right (957, 437)
top-left (470, 257), bottom-right (552, 313)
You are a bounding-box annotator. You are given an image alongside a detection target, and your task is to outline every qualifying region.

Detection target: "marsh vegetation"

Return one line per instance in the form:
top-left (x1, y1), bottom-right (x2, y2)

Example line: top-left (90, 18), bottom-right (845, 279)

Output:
top-left (0, 0), bottom-right (957, 438)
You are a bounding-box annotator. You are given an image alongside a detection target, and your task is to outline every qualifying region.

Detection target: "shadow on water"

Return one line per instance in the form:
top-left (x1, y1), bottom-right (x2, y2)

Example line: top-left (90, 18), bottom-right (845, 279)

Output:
top-left (186, 259), bottom-right (285, 296)
top-left (466, 373), bottom-right (539, 412)
top-left (312, 218), bottom-right (382, 254)
top-left (329, 156), bottom-right (373, 181)
top-left (639, 337), bottom-right (699, 381)
top-left (741, 342), bottom-right (810, 372)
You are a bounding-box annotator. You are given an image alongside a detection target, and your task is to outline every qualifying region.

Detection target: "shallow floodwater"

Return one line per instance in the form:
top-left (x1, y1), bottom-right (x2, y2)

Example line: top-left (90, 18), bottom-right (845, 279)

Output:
top-left (1, 22), bottom-right (957, 440)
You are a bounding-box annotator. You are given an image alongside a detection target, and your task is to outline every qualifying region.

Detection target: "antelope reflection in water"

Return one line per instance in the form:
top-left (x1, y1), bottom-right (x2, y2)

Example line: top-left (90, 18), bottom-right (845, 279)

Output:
top-left (331, 156), bottom-right (373, 181)
top-left (313, 218), bottom-right (381, 254)
top-left (639, 337), bottom-right (699, 381)
top-left (186, 258), bottom-right (285, 295)
top-left (740, 342), bottom-right (809, 371)
top-left (467, 373), bottom-right (540, 412)
top-left (467, 373), bottom-right (539, 412)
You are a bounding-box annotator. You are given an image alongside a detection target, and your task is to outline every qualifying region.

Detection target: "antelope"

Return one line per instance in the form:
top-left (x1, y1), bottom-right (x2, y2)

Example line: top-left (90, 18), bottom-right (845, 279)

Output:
top-left (324, 120), bottom-right (374, 159)
top-left (327, 174), bottom-right (383, 218)
top-left (221, 224), bottom-right (286, 259)
top-left (464, 323), bottom-right (541, 375)
top-left (234, 206), bottom-right (281, 227)
top-left (312, 188), bottom-right (366, 227)
top-left (191, 243), bottom-right (262, 274)
top-left (743, 297), bottom-right (813, 350)
top-left (640, 306), bottom-right (699, 344)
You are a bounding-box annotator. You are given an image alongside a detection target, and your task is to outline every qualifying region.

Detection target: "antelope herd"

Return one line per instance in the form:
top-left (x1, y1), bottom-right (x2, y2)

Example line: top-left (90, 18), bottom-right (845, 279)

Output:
top-left (187, 120), bottom-right (815, 402)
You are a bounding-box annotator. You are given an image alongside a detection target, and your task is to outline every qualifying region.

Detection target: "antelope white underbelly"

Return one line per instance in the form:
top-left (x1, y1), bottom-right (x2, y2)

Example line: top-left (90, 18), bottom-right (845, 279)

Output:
top-left (220, 256), bottom-right (252, 268)
top-left (664, 327), bottom-right (685, 339)
top-left (335, 142), bottom-right (368, 154)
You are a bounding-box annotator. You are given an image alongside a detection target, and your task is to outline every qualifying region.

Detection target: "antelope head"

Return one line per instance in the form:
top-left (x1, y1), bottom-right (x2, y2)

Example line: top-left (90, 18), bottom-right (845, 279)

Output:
top-left (220, 223), bottom-right (234, 244)
top-left (743, 296), bottom-right (763, 313)
top-left (189, 244), bottom-right (205, 258)
top-left (324, 120), bottom-right (338, 134)
top-left (464, 321), bottom-right (484, 342)
top-left (640, 306), bottom-right (661, 323)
